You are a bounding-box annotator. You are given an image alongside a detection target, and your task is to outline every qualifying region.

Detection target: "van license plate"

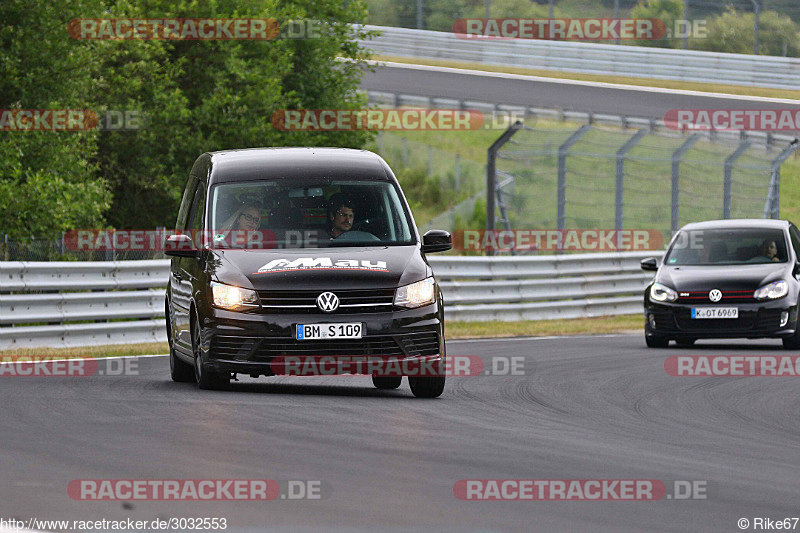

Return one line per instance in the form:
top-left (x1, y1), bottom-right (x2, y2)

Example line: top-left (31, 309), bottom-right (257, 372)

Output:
top-left (296, 323), bottom-right (363, 340)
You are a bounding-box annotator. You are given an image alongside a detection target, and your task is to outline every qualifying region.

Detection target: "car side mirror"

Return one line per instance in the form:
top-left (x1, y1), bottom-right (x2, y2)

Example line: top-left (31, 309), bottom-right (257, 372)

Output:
top-left (793, 262), bottom-right (800, 277)
top-left (422, 230), bottom-right (452, 253)
top-left (640, 257), bottom-right (658, 271)
top-left (164, 233), bottom-right (200, 258)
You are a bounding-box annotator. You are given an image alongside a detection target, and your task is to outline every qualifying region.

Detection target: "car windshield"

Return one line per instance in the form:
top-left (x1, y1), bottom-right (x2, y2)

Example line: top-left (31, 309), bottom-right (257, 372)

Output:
top-left (209, 178), bottom-right (414, 249)
top-left (664, 228), bottom-right (788, 266)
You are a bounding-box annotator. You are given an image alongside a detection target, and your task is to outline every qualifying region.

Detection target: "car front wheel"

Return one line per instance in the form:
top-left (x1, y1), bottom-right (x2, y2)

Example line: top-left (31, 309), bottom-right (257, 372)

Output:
top-left (645, 334), bottom-right (670, 348)
top-left (372, 376), bottom-right (402, 389)
top-left (192, 315), bottom-right (229, 390)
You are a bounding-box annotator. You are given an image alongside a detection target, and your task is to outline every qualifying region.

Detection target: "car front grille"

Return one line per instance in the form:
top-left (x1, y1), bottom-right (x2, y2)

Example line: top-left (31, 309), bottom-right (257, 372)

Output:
top-left (257, 288), bottom-right (395, 314)
top-left (676, 290), bottom-right (757, 304)
top-left (211, 331), bottom-right (440, 361)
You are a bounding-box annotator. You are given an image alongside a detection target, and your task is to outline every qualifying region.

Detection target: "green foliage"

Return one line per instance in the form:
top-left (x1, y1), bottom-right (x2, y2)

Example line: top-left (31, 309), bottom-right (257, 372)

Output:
top-left (0, 0), bottom-right (111, 240)
top-left (695, 7), bottom-right (800, 57)
top-left (465, 0), bottom-right (553, 20)
top-left (394, 166), bottom-right (445, 212)
top-left (0, 0), bottom-right (376, 238)
top-left (631, 0), bottom-right (682, 48)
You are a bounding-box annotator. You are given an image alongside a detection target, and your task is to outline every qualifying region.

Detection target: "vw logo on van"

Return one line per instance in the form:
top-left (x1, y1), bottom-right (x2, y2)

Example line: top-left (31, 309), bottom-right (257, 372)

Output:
top-left (316, 292), bottom-right (340, 312)
top-left (708, 289), bottom-right (722, 302)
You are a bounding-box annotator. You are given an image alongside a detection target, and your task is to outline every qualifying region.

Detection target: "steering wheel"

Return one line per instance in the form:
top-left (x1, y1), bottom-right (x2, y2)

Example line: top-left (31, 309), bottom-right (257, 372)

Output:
top-left (333, 230), bottom-right (380, 242)
top-left (350, 217), bottom-right (370, 232)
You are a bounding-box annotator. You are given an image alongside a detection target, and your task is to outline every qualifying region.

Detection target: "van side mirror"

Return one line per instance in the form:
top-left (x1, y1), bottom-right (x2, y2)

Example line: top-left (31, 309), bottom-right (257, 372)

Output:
top-left (640, 257), bottom-right (658, 271)
top-left (422, 230), bottom-right (452, 253)
top-left (793, 262), bottom-right (800, 277)
top-left (164, 234), bottom-right (200, 258)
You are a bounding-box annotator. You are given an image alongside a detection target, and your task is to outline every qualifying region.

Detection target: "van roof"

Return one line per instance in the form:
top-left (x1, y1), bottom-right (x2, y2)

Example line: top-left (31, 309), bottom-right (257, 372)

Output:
top-left (205, 147), bottom-right (391, 183)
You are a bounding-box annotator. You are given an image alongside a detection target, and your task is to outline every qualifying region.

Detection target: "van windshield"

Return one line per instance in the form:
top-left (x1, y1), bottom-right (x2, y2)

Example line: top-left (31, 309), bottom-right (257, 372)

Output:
top-left (209, 179), bottom-right (415, 249)
top-left (664, 228), bottom-right (788, 265)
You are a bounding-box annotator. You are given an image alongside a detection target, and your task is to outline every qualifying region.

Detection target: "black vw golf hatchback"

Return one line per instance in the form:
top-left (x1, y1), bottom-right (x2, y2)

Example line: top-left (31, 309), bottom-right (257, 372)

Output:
top-left (642, 219), bottom-right (800, 349)
top-left (164, 148), bottom-right (451, 396)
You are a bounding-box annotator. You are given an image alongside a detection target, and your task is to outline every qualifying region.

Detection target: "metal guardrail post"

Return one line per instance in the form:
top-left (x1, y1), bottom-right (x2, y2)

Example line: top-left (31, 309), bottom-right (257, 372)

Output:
top-left (557, 125), bottom-right (592, 231)
top-left (486, 121), bottom-right (524, 244)
top-left (615, 129), bottom-right (647, 232)
top-left (671, 134), bottom-right (700, 232)
top-left (764, 142), bottom-right (800, 219)
top-left (723, 141), bottom-right (751, 219)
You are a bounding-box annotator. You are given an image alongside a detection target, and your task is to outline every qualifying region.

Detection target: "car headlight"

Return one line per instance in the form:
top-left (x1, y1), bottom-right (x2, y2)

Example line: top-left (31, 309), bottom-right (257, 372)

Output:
top-left (394, 277), bottom-right (436, 308)
top-left (650, 282), bottom-right (678, 303)
top-left (210, 281), bottom-right (259, 310)
top-left (753, 280), bottom-right (788, 301)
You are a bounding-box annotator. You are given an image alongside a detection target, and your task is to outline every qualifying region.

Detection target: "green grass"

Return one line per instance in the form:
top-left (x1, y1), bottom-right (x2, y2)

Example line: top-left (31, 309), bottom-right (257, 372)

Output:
top-left (372, 119), bottom-right (800, 232)
top-left (447, 314), bottom-right (641, 338)
top-left (0, 342), bottom-right (168, 359)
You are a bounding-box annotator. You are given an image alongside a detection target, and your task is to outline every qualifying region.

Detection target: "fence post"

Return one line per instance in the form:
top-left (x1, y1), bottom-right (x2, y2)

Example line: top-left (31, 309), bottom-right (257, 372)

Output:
top-left (402, 138), bottom-right (408, 166)
top-left (428, 146), bottom-right (433, 176)
top-left (615, 129), bottom-right (647, 233)
top-left (764, 143), bottom-right (800, 219)
top-left (557, 125), bottom-right (592, 231)
top-left (723, 141), bottom-right (751, 219)
top-left (377, 130), bottom-right (384, 153)
top-left (455, 153), bottom-right (461, 189)
top-left (486, 121), bottom-right (524, 254)
top-left (671, 134), bottom-right (700, 232)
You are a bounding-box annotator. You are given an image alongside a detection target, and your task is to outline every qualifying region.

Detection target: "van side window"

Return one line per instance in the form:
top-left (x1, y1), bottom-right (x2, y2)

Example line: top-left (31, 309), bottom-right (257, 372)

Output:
top-left (187, 185), bottom-right (206, 232)
top-left (176, 177), bottom-right (200, 230)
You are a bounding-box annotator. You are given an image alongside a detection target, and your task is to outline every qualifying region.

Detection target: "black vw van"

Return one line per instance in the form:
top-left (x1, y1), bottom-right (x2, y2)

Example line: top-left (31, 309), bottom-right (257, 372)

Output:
top-left (164, 148), bottom-right (451, 397)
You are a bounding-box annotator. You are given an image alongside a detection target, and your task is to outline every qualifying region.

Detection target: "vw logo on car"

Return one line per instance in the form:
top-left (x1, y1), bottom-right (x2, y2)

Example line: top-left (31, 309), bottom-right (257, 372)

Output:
top-left (316, 292), bottom-right (339, 312)
top-left (708, 289), bottom-right (722, 302)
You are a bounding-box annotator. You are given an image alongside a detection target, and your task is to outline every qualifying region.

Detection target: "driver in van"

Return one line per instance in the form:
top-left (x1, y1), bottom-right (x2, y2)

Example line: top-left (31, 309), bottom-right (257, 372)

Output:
top-left (328, 193), bottom-right (355, 239)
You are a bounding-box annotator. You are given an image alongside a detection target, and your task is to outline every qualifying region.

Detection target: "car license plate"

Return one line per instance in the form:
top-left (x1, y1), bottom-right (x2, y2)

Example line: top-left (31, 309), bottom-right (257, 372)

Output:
top-left (691, 307), bottom-right (738, 319)
top-left (296, 323), bottom-right (363, 340)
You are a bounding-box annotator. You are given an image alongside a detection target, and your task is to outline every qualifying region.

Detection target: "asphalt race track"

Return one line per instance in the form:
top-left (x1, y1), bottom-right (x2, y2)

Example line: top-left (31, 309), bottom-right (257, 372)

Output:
top-left (360, 62), bottom-right (800, 121)
top-left (2, 334), bottom-right (799, 532)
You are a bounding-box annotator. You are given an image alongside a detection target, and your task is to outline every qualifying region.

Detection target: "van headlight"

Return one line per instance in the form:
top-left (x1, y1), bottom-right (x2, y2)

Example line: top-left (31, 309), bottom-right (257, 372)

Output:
top-left (394, 277), bottom-right (436, 308)
top-left (650, 283), bottom-right (678, 303)
top-left (753, 280), bottom-right (788, 301)
top-left (210, 281), bottom-right (259, 310)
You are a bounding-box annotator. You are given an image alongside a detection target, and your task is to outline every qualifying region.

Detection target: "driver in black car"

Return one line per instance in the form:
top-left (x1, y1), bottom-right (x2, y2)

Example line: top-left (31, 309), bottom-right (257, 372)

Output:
top-left (327, 193), bottom-right (355, 239)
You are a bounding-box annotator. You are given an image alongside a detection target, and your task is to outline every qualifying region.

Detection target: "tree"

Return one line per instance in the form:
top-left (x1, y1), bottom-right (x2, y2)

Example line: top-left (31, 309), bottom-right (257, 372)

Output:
top-left (630, 0), bottom-right (683, 48)
top-left (695, 7), bottom-right (800, 57)
top-left (0, 0), bottom-right (111, 240)
top-left (93, 0), bottom-right (377, 229)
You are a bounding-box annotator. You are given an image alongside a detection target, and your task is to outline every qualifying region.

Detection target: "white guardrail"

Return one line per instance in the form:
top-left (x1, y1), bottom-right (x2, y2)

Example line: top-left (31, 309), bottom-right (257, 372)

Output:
top-left (361, 25), bottom-right (800, 90)
top-left (0, 253), bottom-right (660, 349)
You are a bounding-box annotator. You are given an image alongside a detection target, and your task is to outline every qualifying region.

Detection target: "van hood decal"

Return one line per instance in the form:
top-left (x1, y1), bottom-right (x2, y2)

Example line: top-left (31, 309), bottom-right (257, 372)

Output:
top-left (255, 257), bottom-right (388, 274)
top-left (208, 246), bottom-right (428, 291)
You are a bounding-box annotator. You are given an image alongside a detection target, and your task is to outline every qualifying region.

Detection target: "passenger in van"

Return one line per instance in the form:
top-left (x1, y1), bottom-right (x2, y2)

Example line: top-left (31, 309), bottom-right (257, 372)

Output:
top-left (220, 202), bottom-right (262, 232)
top-left (213, 202), bottom-right (263, 248)
top-left (327, 193), bottom-right (355, 239)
